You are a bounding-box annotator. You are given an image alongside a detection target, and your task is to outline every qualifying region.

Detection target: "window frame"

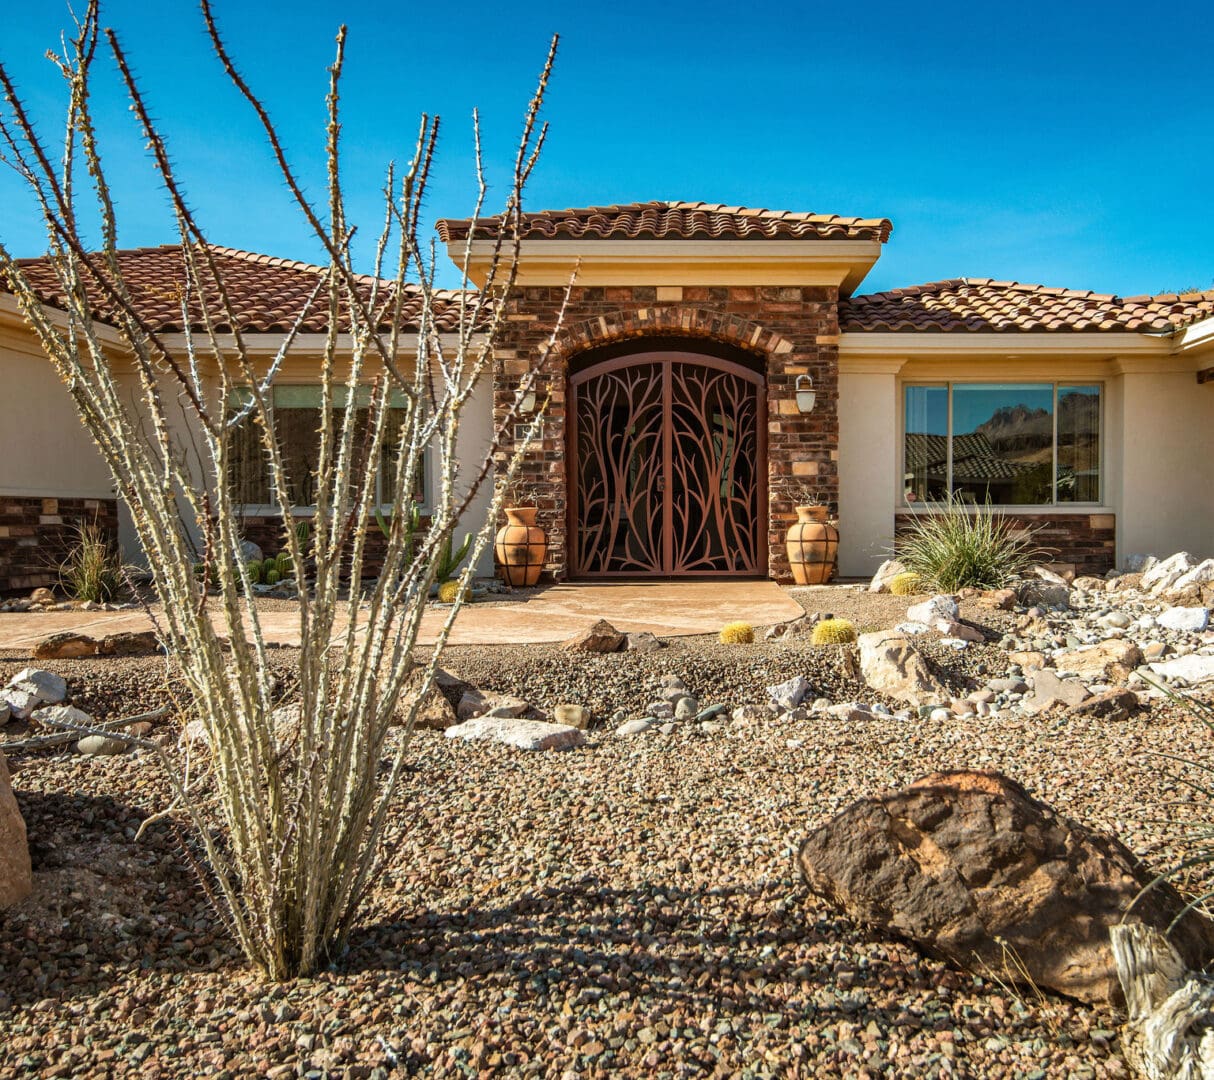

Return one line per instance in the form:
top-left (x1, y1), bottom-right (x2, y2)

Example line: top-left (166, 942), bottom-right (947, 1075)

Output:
top-left (899, 378), bottom-right (1105, 511)
top-left (226, 383), bottom-right (430, 517)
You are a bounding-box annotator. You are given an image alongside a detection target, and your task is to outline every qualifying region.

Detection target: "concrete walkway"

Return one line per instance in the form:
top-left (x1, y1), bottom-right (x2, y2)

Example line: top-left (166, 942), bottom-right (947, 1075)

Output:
top-left (0, 580), bottom-right (803, 651)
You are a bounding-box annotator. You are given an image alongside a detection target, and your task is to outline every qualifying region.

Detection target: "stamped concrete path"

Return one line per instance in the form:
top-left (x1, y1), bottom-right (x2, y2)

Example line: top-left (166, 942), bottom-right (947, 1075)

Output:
top-left (0, 580), bottom-right (804, 651)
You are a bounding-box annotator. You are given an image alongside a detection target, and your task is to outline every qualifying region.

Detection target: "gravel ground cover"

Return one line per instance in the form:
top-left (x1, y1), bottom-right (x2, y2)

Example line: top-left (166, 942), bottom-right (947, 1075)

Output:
top-left (1, 586), bottom-right (1210, 1078)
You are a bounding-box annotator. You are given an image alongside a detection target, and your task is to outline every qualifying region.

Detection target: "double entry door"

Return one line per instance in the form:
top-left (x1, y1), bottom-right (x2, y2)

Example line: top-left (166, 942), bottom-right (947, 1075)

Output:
top-left (569, 351), bottom-right (765, 576)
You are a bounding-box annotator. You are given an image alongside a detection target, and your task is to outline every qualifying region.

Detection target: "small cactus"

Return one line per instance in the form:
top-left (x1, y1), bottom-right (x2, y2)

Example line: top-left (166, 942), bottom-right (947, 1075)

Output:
top-left (438, 579), bottom-right (465, 604)
top-left (811, 617), bottom-right (857, 645)
top-left (719, 621), bottom-right (755, 645)
top-left (889, 571), bottom-right (923, 596)
top-left (265, 569), bottom-right (281, 587)
top-left (246, 560), bottom-right (263, 585)
top-left (261, 557), bottom-right (279, 580)
top-left (275, 551), bottom-right (293, 575)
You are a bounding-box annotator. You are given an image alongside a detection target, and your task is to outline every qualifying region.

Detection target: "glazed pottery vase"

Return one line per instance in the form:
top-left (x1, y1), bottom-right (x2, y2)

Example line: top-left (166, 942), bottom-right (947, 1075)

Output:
top-left (785, 505), bottom-right (839, 585)
top-left (494, 506), bottom-right (546, 587)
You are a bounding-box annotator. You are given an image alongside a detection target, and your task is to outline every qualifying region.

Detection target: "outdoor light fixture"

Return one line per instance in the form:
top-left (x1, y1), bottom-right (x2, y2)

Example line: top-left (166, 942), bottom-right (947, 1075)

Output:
top-left (518, 387), bottom-right (537, 413)
top-left (795, 374), bottom-right (816, 414)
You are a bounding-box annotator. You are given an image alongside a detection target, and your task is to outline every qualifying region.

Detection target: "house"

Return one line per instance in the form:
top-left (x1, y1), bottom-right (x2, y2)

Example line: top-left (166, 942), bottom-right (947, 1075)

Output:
top-left (2, 201), bottom-right (1212, 592)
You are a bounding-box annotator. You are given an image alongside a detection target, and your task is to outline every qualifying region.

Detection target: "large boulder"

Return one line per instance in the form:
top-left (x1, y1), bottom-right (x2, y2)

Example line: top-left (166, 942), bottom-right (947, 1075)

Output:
top-left (0, 751), bottom-right (32, 909)
top-left (561, 619), bottom-right (625, 653)
top-left (798, 770), bottom-right (1214, 1007)
top-left (858, 631), bottom-right (948, 707)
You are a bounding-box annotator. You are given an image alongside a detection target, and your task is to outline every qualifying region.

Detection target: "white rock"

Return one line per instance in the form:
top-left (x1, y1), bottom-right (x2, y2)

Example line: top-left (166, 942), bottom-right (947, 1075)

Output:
top-left (767, 675), bottom-right (811, 710)
top-left (1148, 654), bottom-right (1214, 685)
top-left (1173, 559), bottom-right (1214, 593)
top-left (30, 704), bottom-right (95, 732)
top-left (1142, 552), bottom-right (1198, 594)
top-left (5, 668), bottom-right (68, 713)
top-left (906, 595), bottom-right (960, 626)
top-left (445, 716), bottom-right (587, 750)
top-left (1122, 554), bottom-right (1157, 574)
top-left (929, 707), bottom-right (951, 723)
top-left (895, 621), bottom-right (932, 636)
top-left (1100, 612), bottom-right (1133, 629)
top-left (858, 631), bottom-right (950, 707)
top-left (180, 719), bottom-right (211, 748)
top-left (0, 701), bottom-right (9, 726)
top-left (1157, 607), bottom-right (1211, 633)
top-left (868, 559), bottom-right (906, 593)
top-left (940, 639), bottom-right (970, 650)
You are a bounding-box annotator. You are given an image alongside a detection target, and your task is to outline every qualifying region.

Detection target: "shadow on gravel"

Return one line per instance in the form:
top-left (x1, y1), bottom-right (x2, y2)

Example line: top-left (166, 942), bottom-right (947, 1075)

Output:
top-left (1, 788), bottom-right (236, 1008)
top-left (340, 876), bottom-right (892, 1018)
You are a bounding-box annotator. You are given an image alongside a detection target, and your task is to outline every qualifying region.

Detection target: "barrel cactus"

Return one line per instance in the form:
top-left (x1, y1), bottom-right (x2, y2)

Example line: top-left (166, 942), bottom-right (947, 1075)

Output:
top-left (246, 560), bottom-right (263, 585)
top-left (811, 617), bottom-right (857, 645)
top-left (265, 569), bottom-right (281, 587)
top-left (719, 621), bottom-right (755, 644)
top-left (889, 571), bottom-right (924, 596)
top-left (438, 579), bottom-right (464, 604)
top-left (275, 551), bottom-right (293, 576)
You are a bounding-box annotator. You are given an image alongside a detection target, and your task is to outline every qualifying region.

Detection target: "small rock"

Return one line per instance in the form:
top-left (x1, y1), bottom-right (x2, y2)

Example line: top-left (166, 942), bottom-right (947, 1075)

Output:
top-left (624, 631), bottom-right (662, 653)
top-left (29, 704), bottom-right (95, 732)
top-left (29, 587), bottom-right (55, 605)
top-left (457, 689), bottom-right (528, 721)
top-left (76, 733), bottom-right (129, 756)
top-left (1149, 654), bottom-right (1214, 686)
top-left (1065, 689), bottom-right (1139, 722)
top-left (1021, 670), bottom-right (1091, 714)
top-left (868, 559), bottom-right (906, 593)
top-left (561, 619), bottom-right (625, 654)
top-left (674, 697), bottom-right (698, 720)
top-left (1142, 552), bottom-right (1198, 594)
top-left (767, 675), bottom-right (811, 711)
top-left (906, 595), bottom-right (960, 627)
top-left (98, 630), bottom-right (162, 657)
top-left (553, 704), bottom-right (591, 729)
top-left (617, 718), bottom-right (654, 735)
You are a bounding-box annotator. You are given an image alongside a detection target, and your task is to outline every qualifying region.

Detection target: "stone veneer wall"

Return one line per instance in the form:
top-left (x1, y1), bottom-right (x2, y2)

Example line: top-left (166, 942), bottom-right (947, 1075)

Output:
top-left (895, 511), bottom-right (1116, 577)
top-left (0, 496), bottom-right (119, 593)
top-left (493, 285), bottom-right (840, 582)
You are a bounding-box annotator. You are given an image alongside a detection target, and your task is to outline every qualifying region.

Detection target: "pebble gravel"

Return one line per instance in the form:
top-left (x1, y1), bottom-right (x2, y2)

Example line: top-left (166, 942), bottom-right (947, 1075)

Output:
top-left (1, 585), bottom-right (1211, 1078)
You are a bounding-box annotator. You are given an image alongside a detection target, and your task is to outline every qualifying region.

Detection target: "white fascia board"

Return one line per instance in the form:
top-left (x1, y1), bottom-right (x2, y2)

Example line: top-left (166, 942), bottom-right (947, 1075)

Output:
top-left (838, 331), bottom-right (1170, 360)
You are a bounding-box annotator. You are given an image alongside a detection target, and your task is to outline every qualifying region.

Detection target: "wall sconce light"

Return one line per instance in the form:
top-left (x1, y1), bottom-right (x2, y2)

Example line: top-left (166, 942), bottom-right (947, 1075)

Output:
top-left (518, 387), bottom-right (537, 413)
top-left (795, 374), bottom-right (816, 414)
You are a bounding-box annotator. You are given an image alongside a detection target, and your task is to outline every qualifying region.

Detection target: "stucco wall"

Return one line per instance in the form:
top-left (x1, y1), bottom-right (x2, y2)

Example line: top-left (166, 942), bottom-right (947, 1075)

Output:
top-left (1117, 371), bottom-right (1214, 560)
top-left (0, 333), bottom-right (114, 500)
top-left (837, 370), bottom-right (898, 577)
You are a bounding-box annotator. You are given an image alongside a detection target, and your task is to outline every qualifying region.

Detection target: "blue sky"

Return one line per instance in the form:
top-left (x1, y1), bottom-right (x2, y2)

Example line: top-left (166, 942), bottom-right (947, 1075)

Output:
top-left (2, 0), bottom-right (1211, 296)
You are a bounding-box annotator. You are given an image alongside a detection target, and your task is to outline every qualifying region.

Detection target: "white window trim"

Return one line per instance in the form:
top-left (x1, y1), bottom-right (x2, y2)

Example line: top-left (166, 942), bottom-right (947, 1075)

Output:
top-left (897, 378), bottom-right (1105, 512)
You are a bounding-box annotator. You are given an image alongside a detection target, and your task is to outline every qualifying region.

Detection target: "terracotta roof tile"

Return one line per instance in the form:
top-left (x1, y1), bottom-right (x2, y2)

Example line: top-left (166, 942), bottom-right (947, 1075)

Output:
top-left (436, 200), bottom-right (893, 243)
top-left (840, 278), bottom-right (1214, 333)
top-left (11, 244), bottom-right (467, 335)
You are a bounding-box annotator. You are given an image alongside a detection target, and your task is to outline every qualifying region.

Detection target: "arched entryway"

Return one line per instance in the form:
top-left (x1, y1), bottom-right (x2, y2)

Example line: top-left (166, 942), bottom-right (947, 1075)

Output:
top-left (568, 345), bottom-right (766, 577)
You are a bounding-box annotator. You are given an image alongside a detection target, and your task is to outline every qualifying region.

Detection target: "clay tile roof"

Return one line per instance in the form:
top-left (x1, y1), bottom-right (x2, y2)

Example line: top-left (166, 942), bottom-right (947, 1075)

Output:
top-left (436, 200), bottom-right (893, 243)
top-left (11, 244), bottom-right (468, 334)
top-left (840, 278), bottom-right (1214, 333)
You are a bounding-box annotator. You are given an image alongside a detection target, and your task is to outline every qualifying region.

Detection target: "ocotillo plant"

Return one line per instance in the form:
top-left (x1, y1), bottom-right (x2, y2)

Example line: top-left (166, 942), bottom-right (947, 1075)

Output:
top-left (0, 2), bottom-right (566, 978)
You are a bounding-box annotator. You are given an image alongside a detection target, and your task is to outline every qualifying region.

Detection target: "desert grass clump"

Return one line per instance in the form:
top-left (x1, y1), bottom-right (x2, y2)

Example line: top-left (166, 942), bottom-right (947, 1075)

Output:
top-left (719, 621), bottom-right (755, 644)
top-left (888, 570), bottom-right (923, 596)
top-left (811, 617), bottom-right (857, 645)
top-left (895, 496), bottom-right (1040, 592)
top-left (58, 521), bottom-right (126, 603)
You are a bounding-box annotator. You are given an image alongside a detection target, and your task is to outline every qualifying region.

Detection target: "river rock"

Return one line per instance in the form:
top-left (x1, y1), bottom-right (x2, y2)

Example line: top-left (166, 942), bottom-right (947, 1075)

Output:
top-left (76, 733), bottom-right (130, 756)
top-left (445, 716), bottom-right (586, 751)
top-left (797, 770), bottom-right (1214, 1007)
top-left (562, 619), bottom-right (625, 654)
top-left (0, 751), bottom-right (31, 909)
top-left (858, 631), bottom-right (948, 707)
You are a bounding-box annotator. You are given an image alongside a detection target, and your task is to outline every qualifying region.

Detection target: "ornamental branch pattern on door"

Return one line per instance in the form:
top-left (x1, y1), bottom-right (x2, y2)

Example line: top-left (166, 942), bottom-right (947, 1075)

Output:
top-left (570, 352), bottom-right (764, 576)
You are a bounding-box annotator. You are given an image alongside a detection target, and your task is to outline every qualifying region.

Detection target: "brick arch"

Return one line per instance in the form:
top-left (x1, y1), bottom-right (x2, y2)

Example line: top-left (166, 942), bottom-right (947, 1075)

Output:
top-left (551, 306), bottom-right (796, 366)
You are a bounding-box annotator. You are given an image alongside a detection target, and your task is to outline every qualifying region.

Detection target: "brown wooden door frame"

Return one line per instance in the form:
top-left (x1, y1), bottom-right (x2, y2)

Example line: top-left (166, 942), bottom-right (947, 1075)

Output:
top-left (567, 350), bottom-right (767, 578)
